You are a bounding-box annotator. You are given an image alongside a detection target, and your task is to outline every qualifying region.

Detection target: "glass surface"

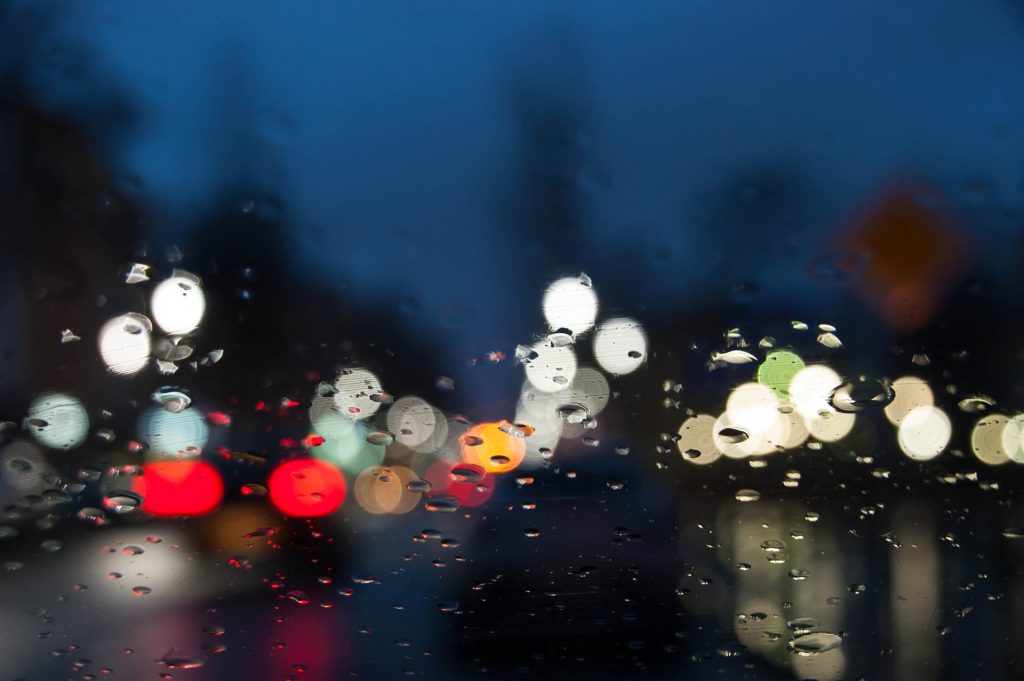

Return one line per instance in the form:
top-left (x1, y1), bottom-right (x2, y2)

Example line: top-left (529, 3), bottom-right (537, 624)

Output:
top-left (2, 2), bottom-right (1024, 679)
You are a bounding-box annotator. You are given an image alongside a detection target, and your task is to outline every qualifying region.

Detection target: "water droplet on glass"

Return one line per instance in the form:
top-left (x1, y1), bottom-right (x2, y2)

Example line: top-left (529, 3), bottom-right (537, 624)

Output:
top-left (547, 329), bottom-right (574, 347)
top-left (160, 654), bottom-right (204, 669)
top-left (718, 427), bottom-right (749, 444)
top-left (557, 403), bottom-right (590, 424)
top-left (405, 479), bottom-right (432, 493)
top-left (958, 395), bottom-right (995, 413)
top-left (711, 350), bottom-right (757, 365)
top-left (829, 377), bottom-right (894, 412)
top-left (76, 508), bottom-right (108, 527)
top-left (365, 431), bottom-right (394, 446)
top-left (787, 617), bottom-right (819, 634)
top-left (152, 389), bottom-right (191, 414)
top-left (735, 489), bottom-right (761, 503)
top-left (449, 465), bottom-right (484, 483)
top-left (125, 263), bottom-right (150, 285)
top-left (425, 496), bottom-right (460, 513)
top-left (103, 493), bottom-right (142, 515)
top-left (287, 590), bottom-right (310, 605)
top-left (498, 422), bottom-right (535, 438)
top-left (787, 632), bottom-right (842, 655)
top-left (131, 586), bottom-right (151, 596)
top-left (816, 332), bottom-right (842, 349)
top-left (40, 539), bottom-right (62, 552)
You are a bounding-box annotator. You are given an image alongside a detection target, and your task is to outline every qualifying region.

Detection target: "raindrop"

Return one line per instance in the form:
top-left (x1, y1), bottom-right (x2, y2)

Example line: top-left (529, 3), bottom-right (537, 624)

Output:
top-left (160, 654), bottom-right (204, 670)
top-left (449, 465), bottom-right (484, 483)
top-left (240, 483), bottom-right (267, 497)
top-left (125, 263), bottom-right (150, 284)
top-left (498, 422), bottom-right (535, 438)
top-left (829, 377), bottom-right (894, 412)
top-left (711, 350), bottom-right (757, 365)
top-left (287, 590), bottom-right (310, 605)
top-left (816, 332), bottom-right (842, 349)
top-left (131, 586), bottom-right (151, 596)
top-left (103, 493), bottom-right (142, 515)
top-left (547, 328), bottom-right (574, 347)
top-left (717, 427), bottom-right (749, 444)
top-left (523, 528), bottom-right (541, 538)
top-left (787, 632), bottom-right (842, 655)
top-left (787, 617), bottom-right (819, 633)
top-left (958, 395), bottom-right (995, 413)
top-left (405, 479), bottom-right (432, 493)
top-left (76, 508), bottom-right (108, 527)
top-left (459, 434), bottom-right (484, 447)
top-left (40, 539), bottom-right (62, 552)
top-left (425, 496), bottom-right (460, 513)
top-left (152, 389), bottom-right (191, 414)
top-left (365, 431), bottom-right (394, 447)
top-left (735, 489), bottom-right (761, 503)
top-left (557, 403), bottom-right (590, 424)
top-left (314, 382), bottom-right (338, 397)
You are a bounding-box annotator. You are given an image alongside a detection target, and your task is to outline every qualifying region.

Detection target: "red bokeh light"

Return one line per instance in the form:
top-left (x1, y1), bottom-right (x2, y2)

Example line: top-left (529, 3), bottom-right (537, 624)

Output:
top-left (132, 461), bottom-right (224, 517)
top-left (424, 460), bottom-right (494, 508)
top-left (268, 458), bottom-right (347, 517)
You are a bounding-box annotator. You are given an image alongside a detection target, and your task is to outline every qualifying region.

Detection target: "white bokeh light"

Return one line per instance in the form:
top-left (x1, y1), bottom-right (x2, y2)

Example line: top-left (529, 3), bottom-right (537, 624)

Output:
top-left (26, 392), bottom-right (89, 450)
top-left (971, 413), bottom-right (1012, 466)
top-left (884, 376), bottom-right (934, 426)
top-left (593, 317), bottom-right (647, 375)
top-left (542, 277), bottom-right (598, 335)
top-left (138, 406), bottom-right (209, 459)
top-left (1001, 414), bottom-right (1024, 464)
top-left (898, 406), bottom-right (951, 461)
top-left (150, 271), bottom-right (206, 335)
top-left (726, 383), bottom-right (781, 436)
top-left (98, 313), bottom-right (152, 376)
top-left (333, 368), bottom-right (384, 420)
top-left (387, 397), bottom-right (447, 452)
top-left (523, 342), bottom-right (578, 393)
top-left (789, 365), bottom-right (843, 419)
top-left (676, 414), bottom-right (723, 465)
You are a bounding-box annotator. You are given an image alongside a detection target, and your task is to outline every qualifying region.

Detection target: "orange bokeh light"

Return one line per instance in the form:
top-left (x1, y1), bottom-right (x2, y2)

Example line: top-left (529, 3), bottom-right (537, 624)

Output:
top-left (268, 458), bottom-right (347, 517)
top-left (459, 421), bottom-right (526, 474)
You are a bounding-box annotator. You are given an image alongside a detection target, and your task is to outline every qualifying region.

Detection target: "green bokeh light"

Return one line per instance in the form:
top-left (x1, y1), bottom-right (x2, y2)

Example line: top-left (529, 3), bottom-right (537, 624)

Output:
top-left (757, 350), bottom-right (805, 399)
